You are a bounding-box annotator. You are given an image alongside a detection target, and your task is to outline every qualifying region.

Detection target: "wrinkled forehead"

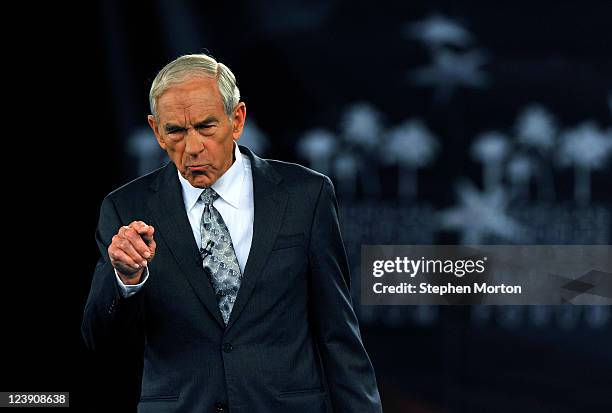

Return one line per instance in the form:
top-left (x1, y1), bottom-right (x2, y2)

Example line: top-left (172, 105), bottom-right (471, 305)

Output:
top-left (157, 76), bottom-right (224, 121)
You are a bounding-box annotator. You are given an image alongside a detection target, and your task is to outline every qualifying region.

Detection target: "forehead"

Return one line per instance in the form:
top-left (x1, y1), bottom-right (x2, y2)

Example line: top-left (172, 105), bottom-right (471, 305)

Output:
top-left (157, 76), bottom-right (224, 121)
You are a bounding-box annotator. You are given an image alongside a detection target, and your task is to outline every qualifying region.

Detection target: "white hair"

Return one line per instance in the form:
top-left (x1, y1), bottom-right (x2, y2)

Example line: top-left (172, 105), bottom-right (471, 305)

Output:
top-left (149, 53), bottom-right (240, 120)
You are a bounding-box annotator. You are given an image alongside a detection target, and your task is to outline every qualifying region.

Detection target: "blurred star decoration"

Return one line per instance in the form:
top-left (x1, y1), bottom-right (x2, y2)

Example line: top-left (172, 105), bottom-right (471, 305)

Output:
top-left (506, 154), bottom-right (534, 200)
top-left (514, 104), bottom-right (558, 200)
top-left (516, 104), bottom-right (557, 152)
top-left (297, 128), bottom-right (338, 175)
top-left (240, 120), bottom-right (270, 156)
top-left (340, 102), bottom-right (385, 197)
top-left (440, 180), bottom-right (528, 244)
top-left (341, 102), bottom-right (384, 151)
top-left (409, 50), bottom-right (489, 101)
top-left (332, 152), bottom-right (359, 200)
top-left (470, 131), bottom-right (510, 193)
top-left (405, 14), bottom-right (489, 102)
top-left (557, 121), bottom-right (612, 205)
top-left (127, 126), bottom-right (167, 176)
top-left (289, 19), bottom-right (611, 251)
top-left (382, 119), bottom-right (439, 201)
top-left (402, 14), bottom-right (473, 50)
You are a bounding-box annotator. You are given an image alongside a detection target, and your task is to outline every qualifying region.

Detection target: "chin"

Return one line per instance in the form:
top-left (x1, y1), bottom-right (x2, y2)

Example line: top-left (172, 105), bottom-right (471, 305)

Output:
top-left (189, 174), bottom-right (214, 188)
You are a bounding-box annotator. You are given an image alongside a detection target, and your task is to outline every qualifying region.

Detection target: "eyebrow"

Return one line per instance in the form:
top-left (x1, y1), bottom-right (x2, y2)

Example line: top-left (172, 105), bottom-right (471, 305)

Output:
top-left (193, 115), bottom-right (219, 128)
top-left (164, 115), bottom-right (219, 133)
top-left (164, 123), bottom-right (186, 133)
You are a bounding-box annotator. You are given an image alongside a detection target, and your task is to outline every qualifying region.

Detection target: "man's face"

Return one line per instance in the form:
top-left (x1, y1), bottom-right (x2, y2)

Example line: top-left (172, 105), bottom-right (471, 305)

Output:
top-left (148, 76), bottom-right (246, 188)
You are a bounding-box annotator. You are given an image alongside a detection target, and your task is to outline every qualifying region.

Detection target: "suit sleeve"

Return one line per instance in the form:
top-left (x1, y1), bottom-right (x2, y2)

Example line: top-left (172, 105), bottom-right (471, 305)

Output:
top-left (308, 176), bottom-right (383, 413)
top-left (81, 195), bottom-right (145, 351)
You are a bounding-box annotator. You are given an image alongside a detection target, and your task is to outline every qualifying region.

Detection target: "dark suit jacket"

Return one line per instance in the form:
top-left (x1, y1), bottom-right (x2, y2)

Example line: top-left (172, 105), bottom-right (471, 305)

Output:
top-left (82, 145), bottom-right (383, 413)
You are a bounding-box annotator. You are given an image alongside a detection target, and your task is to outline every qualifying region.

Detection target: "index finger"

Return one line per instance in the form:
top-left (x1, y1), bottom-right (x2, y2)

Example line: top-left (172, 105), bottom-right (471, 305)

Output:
top-left (122, 227), bottom-right (153, 259)
top-left (141, 225), bottom-right (154, 242)
top-left (129, 221), bottom-right (148, 232)
top-left (129, 221), bottom-right (154, 243)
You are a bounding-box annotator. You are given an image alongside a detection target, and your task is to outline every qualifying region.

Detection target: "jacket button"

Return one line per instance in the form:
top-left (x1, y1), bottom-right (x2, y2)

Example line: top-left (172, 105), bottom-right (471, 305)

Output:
top-left (214, 401), bottom-right (226, 412)
top-left (222, 343), bottom-right (233, 353)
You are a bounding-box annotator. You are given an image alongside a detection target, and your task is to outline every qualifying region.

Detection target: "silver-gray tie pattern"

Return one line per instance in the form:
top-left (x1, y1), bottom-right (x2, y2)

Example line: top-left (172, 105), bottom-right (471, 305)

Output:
top-left (199, 187), bottom-right (242, 325)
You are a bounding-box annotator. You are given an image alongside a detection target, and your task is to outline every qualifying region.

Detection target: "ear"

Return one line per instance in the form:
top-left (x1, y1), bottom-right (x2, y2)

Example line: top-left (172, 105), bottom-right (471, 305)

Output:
top-left (231, 102), bottom-right (247, 141)
top-left (148, 115), bottom-right (167, 150)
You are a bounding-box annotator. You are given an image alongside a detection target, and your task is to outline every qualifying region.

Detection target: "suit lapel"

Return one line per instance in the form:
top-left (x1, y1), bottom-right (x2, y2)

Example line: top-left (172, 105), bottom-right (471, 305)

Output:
top-left (225, 146), bottom-right (288, 331)
top-left (148, 163), bottom-right (226, 328)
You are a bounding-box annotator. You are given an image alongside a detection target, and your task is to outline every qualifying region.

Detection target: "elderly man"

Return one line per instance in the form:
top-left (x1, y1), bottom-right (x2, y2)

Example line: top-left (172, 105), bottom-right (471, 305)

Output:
top-left (82, 53), bottom-right (383, 413)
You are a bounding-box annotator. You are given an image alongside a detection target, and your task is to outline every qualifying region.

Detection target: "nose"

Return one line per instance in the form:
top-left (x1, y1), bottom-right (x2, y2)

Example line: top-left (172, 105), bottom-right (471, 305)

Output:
top-left (184, 127), bottom-right (204, 156)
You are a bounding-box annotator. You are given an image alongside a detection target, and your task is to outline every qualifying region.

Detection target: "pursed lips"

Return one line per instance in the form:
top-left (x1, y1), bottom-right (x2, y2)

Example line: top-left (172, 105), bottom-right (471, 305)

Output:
top-left (186, 164), bottom-right (211, 171)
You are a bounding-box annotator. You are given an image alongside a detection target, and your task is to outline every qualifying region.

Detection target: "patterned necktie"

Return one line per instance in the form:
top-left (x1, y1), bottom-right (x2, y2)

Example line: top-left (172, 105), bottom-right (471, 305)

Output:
top-left (199, 187), bottom-right (242, 325)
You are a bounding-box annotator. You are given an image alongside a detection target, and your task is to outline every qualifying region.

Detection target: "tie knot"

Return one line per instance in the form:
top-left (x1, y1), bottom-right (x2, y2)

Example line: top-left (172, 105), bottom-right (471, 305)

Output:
top-left (200, 187), bottom-right (219, 205)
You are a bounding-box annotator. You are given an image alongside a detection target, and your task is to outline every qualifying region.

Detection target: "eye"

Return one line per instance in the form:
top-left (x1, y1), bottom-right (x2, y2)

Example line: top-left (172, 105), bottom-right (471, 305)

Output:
top-left (197, 124), bottom-right (217, 136)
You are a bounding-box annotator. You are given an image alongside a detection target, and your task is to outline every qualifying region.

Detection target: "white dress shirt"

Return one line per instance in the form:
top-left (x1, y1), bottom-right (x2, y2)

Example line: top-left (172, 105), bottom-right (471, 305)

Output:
top-left (115, 142), bottom-right (254, 298)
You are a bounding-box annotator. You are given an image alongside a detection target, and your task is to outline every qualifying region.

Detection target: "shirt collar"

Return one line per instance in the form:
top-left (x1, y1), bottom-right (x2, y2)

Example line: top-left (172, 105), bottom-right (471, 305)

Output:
top-left (177, 142), bottom-right (244, 211)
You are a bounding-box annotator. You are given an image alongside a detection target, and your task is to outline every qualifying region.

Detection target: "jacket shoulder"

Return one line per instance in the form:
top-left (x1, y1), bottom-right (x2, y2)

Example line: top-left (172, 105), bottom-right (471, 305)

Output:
top-left (264, 159), bottom-right (335, 202)
top-left (266, 159), bottom-right (330, 188)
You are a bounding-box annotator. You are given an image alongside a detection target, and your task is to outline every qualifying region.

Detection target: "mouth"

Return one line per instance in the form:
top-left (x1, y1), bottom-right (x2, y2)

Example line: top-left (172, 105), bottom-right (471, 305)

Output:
top-left (186, 164), bottom-right (211, 172)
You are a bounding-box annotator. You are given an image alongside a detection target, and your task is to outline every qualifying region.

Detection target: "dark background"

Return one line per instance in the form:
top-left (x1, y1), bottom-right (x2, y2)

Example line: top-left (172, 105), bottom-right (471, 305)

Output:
top-left (4, 1), bottom-right (612, 412)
